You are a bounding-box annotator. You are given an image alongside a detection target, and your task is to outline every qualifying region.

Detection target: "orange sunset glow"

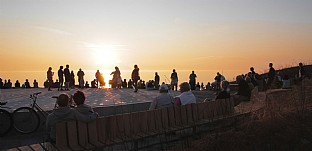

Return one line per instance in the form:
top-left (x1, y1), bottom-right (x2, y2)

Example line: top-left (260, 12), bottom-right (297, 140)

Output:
top-left (1, 0), bottom-right (312, 86)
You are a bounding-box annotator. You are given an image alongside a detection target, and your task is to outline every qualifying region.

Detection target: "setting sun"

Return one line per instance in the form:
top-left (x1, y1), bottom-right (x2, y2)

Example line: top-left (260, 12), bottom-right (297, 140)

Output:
top-left (89, 44), bottom-right (118, 67)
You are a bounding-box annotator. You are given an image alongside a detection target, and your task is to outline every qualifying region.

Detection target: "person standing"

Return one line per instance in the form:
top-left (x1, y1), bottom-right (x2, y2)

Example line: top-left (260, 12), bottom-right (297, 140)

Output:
top-left (154, 72), bottom-right (160, 89)
top-left (58, 66), bottom-right (64, 91)
top-left (131, 64), bottom-right (140, 92)
top-left (111, 66), bottom-right (122, 89)
top-left (95, 70), bottom-right (101, 88)
top-left (77, 68), bottom-right (85, 88)
top-left (189, 71), bottom-right (197, 90)
top-left (47, 67), bottom-right (54, 91)
top-left (170, 69), bottom-right (178, 91)
top-left (298, 62), bottom-right (306, 80)
top-left (266, 63), bottom-right (276, 89)
top-left (70, 70), bottom-right (75, 88)
top-left (64, 64), bottom-right (70, 90)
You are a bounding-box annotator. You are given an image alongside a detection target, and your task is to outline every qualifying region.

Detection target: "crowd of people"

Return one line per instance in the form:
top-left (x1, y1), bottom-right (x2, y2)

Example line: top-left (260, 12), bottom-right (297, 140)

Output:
top-left (0, 62), bottom-right (309, 93)
top-left (0, 78), bottom-right (38, 89)
top-left (0, 62), bottom-right (310, 145)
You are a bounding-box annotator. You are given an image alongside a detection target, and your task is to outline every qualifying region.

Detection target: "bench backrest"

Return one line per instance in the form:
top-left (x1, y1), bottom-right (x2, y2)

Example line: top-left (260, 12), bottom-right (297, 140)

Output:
top-left (55, 99), bottom-right (234, 150)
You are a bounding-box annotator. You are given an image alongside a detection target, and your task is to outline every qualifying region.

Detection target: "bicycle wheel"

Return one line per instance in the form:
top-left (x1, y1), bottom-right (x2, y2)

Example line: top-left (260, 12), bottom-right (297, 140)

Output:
top-left (12, 107), bottom-right (40, 134)
top-left (0, 109), bottom-right (12, 136)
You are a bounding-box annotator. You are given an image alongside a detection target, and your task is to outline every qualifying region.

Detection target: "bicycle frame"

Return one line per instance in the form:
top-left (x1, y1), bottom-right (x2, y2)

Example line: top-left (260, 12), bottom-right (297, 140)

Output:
top-left (30, 92), bottom-right (49, 118)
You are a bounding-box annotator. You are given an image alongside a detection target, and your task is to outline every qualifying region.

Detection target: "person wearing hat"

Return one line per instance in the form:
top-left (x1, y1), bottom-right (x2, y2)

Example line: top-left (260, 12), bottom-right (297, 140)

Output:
top-left (149, 83), bottom-right (174, 110)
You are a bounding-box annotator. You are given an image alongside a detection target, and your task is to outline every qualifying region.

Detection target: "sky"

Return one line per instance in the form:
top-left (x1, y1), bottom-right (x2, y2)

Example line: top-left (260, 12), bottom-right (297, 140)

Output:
top-left (1, 0), bottom-right (312, 84)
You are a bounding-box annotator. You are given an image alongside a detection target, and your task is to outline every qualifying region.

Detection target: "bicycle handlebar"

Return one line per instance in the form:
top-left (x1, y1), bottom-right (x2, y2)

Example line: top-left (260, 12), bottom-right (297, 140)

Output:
top-left (34, 92), bottom-right (42, 95)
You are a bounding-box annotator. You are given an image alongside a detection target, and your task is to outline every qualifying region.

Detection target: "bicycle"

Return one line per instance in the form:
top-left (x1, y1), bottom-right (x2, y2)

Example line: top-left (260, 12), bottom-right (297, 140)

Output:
top-left (0, 101), bottom-right (13, 136)
top-left (11, 92), bottom-right (52, 134)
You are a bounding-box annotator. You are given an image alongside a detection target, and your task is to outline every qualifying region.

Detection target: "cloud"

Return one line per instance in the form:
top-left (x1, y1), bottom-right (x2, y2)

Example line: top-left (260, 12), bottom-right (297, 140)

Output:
top-left (35, 26), bottom-right (72, 36)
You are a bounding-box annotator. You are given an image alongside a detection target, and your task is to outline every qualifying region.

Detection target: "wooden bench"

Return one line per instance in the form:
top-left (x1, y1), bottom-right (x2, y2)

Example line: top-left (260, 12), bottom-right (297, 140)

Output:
top-left (54, 99), bottom-right (235, 151)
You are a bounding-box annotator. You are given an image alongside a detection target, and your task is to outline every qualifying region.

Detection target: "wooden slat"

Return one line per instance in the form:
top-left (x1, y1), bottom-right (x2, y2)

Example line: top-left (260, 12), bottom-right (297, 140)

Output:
top-left (219, 99), bottom-right (227, 117)
top-left (161, 108), bottom-right (169, 130)
top-left (216, 100), bottom-right (223, 118)
top-left (67, 121), bottom-right (83, 151)
top-left (130, 112), bottom-right (141, 138)
top-left (41, 142), bottom-right (59, 151)
top-left (106, 115), bottom-right (122, 143)
top-left (97, 117), bottom-right (107, 144)
top-left (55, 122), bottom-right (71, 151)
top-left (115, 114), bottom-right (126, 140)
top-left (88, 120), bottom-right (104, 148)
top-left (192, 103), bottom-right (199, 122)
top-left (180, 105), bottom-right (188, 126)
top-left (167, 106), bottom-right (176, 128)
top-left (174, 106), bottom-right (182, 126)
top-left (207, 101), bottom-right (216, 120)
top-left (186, 104), bottom-right (194, 124)
top-left (17, 146), bottom-right (32, 151)
top-left (147, 110), bottom-right (157, 134)
top-left (77, 121), bottom-right (94, 150)
top-left (197, 103), bottom-right (205, 121)
top-left (139, 111), bottom-right (149, 136)
top-left (123, 113), bottom-right (132, 138)
top-left (202, 102), bottom-right (210, 119)
top-left (154, 109), bottom-right (163, 132)
top-left (29, 144), bottom-right (46, 151)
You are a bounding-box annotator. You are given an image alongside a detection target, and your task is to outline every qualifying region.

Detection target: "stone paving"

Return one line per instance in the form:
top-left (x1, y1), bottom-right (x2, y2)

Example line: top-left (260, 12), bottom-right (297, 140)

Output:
top-left (0, 88), bottom-right (182, 112)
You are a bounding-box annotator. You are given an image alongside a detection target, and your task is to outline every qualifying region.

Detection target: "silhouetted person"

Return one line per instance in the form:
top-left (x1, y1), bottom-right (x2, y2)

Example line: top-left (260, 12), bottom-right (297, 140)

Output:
top-left (33, 79), bottom-right (39, 88)
top-left (154, 72), bottom-right (160, 89)
top-left (266, 63), bottom-right (276, 89)
top-left (131, 64), bottom-right (140, 92)
top-left (171, 69), bottom-right (178, 91)
top-left (95, 70), bottom-right (101, 88)
top-left (47, 67), bottom-right (54, 91)
top-left (201, 82), bottom-right (205, 90)
top-left (70, 70), bottom-right (75, 88)
top-left (189, 71), bottom-right (197, 90)
top-left (206, 82), bottom-right (211, 90)
top-left (85, 81), bottom-right (90, 88)
top-left (214, 72), bottom-right (222, 91)
top-left (77, 68), bottom-right (85, 88)
top-left (54, 79), bottom-right (60, 89)
top-left (44, 79), bottom-right (49, 88)
top-left (216, 80), bottom-right (230, 99)
top-left (15, 80), bottom-right (20, 88)
top-left (195, 82), bottom-right (200, 91)
top-left (58, 66), bottom-right (64, 91)
top-left (110, 66), bottom-right (122, 89)
top-left (64, 64), bottom-right (70, 90)
top-left (91, 79), bottom-right (97, 88)
top-left (46, 93), bottom-right (96, 143)
top-left (248, 67), bottom-right (258, 86)
top-left (128, 79), bottom-right (133, 88)
top-left (25, 79), bottom-right (31, 88)
top-left (233, 75), bottom-right (251, 106)
top-left (4, 79), bottom-right (12, 89)
top-left (122, 79), bottom-right (127, 88)
top-left (298, 62), bottom-right (306, 80)
top-left (73, 90), bottom-right (98, 116)
top-left (0, 78), bottom-right (3, 89)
